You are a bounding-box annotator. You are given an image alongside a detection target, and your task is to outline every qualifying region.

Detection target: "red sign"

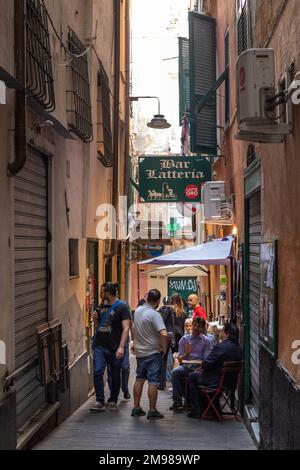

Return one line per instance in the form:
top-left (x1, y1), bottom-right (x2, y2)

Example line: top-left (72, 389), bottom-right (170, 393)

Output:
top-left (184, 184), bottom-right (199, 200)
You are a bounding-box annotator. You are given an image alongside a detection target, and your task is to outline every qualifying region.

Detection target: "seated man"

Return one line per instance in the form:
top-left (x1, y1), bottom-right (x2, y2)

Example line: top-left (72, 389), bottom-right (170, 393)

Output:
top-left (169, 317), bottom-right (212, 411)
top-left (187, 322), bottom-right (242, 418)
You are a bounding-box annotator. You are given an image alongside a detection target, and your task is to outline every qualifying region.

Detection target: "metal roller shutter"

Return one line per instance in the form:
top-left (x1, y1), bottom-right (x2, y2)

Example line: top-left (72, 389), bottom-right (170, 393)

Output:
top-left (14, 149), bottom-right (48, 428)
top-left (248, 191), bottom-right (261, 411)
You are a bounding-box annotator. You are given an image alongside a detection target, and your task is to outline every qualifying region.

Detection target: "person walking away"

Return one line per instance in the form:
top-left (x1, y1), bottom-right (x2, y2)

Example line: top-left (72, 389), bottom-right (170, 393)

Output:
top-left (158, 294), bottom-right (186, 389)
top-left (131, 289), bottom-right (168, 419)
top-left (188, 294), bottom-right (207, 321)
top-left (90, 282), bottom-right (131, 412)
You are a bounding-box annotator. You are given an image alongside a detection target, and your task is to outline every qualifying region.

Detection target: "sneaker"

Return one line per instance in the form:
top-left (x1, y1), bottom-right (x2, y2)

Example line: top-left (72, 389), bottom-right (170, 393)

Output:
top-left (108, 401), bottom-right (118, 411)
top-left (123, 392), bottom-right (131, 400)
top-left (89, 401), bottom-right (106, 412)
top-left (131, 407), bottom-right (146, 417)
top-left (169, 402), bottom-right (184, 412)
top-left (147, 409), bottom-right (164, 420)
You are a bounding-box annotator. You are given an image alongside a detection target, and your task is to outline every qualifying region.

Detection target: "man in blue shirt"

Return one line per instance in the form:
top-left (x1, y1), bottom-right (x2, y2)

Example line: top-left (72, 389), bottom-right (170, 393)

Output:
top-left (169, 317), bottom-right (211, 411)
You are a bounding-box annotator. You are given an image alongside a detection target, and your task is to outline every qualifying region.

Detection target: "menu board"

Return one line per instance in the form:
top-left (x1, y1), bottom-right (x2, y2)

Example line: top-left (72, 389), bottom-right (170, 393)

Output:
top-left (259, 241), bottom-right (278, 357)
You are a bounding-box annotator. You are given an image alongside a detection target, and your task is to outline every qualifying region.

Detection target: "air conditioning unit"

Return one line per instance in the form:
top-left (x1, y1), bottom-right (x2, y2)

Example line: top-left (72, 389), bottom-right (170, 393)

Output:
top-left (202, 182), bottom-right (224, 219)
top-left (202, 182), bottom-right (234, 224)
top-left (237, 49), bottom-right (275, 126)
top-left (236, 49), bottom-right (290, 141)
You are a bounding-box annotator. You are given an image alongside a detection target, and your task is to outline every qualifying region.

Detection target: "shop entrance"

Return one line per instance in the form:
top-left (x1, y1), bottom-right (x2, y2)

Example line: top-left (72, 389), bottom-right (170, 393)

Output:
top-left (86, 240), bottom-right (99, 390)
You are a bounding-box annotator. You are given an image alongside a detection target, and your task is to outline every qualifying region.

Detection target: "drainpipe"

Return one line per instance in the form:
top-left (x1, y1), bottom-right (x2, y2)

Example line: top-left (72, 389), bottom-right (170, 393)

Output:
top-left (113, 0), bottom-right (120, 213)
top-left (8, 0), bottom-right (27, 177)
top-left (112, 0), bottom-right (121, 270)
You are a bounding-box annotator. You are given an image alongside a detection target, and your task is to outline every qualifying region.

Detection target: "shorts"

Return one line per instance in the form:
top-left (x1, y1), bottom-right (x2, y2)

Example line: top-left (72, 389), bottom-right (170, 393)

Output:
top-left (136, 353), bottom-right (162, 386)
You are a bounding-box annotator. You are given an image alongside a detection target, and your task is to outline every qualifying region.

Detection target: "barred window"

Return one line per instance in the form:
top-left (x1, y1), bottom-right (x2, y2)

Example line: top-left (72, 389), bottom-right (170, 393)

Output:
top-left (26, 0), bottom-right (55, 111)
top-left (97, 65), bottom-right (113, 167)
top-left (237, 0), bottom-right (250, 56)
top-left (66, 29), bottom-right (93, 142)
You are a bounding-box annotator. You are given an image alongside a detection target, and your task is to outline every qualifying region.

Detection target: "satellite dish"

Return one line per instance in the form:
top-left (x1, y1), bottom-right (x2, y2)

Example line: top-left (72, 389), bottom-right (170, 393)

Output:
top-left (176, 202), bottom-right (202, 217)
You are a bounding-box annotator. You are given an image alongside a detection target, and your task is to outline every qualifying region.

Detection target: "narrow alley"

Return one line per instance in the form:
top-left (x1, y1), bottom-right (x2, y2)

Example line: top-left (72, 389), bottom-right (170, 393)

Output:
top-left (34, 358), bottom-right (255, 451)
top-left (1, 0), bottom-right (300, 456)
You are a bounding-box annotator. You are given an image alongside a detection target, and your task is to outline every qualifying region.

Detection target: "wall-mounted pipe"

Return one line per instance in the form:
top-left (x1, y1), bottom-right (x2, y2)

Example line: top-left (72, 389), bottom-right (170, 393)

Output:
top-left (8, 0), bottom-right (27, 177)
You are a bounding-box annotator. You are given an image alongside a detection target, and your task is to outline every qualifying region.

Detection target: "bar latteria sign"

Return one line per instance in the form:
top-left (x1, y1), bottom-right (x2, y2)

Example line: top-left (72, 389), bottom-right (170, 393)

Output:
top-left (138, 156), bottom-right (212, 203)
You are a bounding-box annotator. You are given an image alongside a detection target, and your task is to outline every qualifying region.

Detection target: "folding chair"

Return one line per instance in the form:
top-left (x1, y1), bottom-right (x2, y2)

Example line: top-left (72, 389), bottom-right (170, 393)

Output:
top-left (198, 360), bottom-right (243, 422)
top-left (220, 361), bottom-right (243, 417)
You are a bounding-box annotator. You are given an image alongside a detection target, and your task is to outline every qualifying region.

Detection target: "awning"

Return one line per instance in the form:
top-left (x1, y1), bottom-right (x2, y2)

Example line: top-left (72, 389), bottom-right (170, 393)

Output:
top-left (138, 236), bottom-right (234, 266)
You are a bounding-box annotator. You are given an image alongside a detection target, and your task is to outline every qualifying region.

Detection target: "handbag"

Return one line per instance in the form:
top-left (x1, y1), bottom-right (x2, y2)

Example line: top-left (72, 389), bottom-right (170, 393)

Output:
top-left (167, 309), bottom-right (176, 349)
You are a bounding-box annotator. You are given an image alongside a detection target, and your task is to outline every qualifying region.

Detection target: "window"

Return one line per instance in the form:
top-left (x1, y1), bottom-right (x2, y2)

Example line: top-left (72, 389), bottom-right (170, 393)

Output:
top-left (97, 65), bottom-right (113, 167)
top-left (224, 31), bottom-right (230, 123)
top-left (69, 239), bottom-right (79, 278)
top-left (26, 0), bottom-right (55, 111)
top-left (66, 29), bottom-right (93, 142)
top-left (236, 0), bottom-right (250, 56)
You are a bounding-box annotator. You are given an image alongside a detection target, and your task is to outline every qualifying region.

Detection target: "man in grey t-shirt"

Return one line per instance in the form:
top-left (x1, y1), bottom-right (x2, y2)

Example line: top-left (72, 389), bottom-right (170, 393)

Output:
top-left (132, 289), bottom-right (168, 420)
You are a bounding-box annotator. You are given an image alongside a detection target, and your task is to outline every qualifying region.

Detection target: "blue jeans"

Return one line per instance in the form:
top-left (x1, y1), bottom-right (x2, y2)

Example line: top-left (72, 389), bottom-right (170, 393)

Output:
top-left (108, 343), bottom-right (130, 395)
top-left (171, 365), bottom-right (194, 404)
top-left (93, 346), bottom-right (123, 404)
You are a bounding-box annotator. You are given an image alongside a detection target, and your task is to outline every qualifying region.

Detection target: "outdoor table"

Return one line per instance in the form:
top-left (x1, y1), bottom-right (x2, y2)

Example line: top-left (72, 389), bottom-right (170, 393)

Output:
top-left (182, 359), bottom-right (203, 365)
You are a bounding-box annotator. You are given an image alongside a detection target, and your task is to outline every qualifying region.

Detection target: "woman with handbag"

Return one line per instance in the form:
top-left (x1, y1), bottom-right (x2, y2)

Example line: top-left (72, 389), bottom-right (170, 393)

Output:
top-left (158, 294), bottom-right (186, 390)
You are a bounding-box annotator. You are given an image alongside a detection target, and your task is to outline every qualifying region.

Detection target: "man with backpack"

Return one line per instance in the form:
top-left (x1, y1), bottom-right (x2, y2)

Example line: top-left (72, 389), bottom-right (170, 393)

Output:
top-left (90, 282), bottom-right (131, 412)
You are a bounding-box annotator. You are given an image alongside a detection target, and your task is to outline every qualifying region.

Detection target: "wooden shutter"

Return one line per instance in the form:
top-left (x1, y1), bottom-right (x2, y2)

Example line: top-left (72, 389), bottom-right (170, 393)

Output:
top-left (189, 12), bottom-right (217, 155)
top-left (178, 37), bottom-right (190, 125)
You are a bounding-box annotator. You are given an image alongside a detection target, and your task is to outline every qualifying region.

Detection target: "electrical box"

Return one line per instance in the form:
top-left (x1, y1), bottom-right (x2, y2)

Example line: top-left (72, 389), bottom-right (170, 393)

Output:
top-left (236, 49), bottom-right (275, 127)
top-left (202, 182), bottom-right (226, 220)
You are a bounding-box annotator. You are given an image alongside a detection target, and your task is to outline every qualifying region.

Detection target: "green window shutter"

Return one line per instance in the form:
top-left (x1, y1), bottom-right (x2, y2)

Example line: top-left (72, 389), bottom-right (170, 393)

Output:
top-left (178, 37), bottom-right (190, 125)
top-left (189, 12), bottom-right (217, 155)
top-left (224, 31), bottom-right (230, 123)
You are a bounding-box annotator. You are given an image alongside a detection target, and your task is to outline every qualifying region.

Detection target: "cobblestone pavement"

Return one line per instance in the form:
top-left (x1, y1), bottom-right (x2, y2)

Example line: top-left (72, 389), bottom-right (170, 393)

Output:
top-left (35, 362), bottom-right (256, 450)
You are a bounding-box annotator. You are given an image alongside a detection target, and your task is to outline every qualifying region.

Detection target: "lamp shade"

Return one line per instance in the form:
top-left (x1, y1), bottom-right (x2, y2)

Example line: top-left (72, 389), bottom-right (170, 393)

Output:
top-left (147, 114), bottom-right (171, 129)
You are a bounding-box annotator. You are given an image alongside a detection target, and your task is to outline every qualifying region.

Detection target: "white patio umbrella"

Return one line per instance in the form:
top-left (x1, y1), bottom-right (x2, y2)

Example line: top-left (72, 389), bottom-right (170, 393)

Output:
top-left (138, 236), bottom-right (234, 266)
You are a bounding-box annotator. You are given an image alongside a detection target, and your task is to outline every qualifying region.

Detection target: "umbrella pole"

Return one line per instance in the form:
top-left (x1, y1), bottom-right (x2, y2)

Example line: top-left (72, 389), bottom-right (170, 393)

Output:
top-left (208, 269), bottom-right (213, 321)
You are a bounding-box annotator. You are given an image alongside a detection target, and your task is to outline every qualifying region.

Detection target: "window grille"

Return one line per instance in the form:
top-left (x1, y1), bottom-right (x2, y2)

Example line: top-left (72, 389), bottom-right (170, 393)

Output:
top-left (97, 65), bottom-right (113, 167)
top-left (237, 0), bottom-right (249, 55)
top-left (66, 29), bottom-right (93, 142)
top-left (26, 0), bottom-right (55, 111)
